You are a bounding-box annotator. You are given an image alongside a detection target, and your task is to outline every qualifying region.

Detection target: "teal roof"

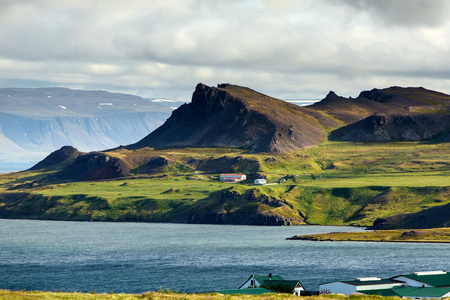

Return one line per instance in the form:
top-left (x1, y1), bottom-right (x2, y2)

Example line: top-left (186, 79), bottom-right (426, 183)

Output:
top-left (255, 275), bottom-right (284, 283)
top-left (365, 286), bottom-right (450, 298)
top-left (398, 272), bottom-right (450, 287)
top-left (263, 280), bottom-right (303, 290)
top-left (217, 288), bottom-right (274, 295)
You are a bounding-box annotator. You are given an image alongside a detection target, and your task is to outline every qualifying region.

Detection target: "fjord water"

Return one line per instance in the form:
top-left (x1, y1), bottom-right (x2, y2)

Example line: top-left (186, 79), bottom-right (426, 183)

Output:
top-left (1, 220), bottom-right (448, 294)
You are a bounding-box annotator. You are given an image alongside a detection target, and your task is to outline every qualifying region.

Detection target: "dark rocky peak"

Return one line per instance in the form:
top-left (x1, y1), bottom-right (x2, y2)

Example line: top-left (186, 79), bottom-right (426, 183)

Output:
top-left (30, 146), bottom-right (81, 170)
top-left (189, 83), bottom-right (236, 114)
top-left (323, 91), bottom-right (348, 103)
top-left (326, 91), bottom-right (338, 98)
top-left (129, 83), bottom-right (337, 153)
top-left (359, 88), bottom-right (393, 103)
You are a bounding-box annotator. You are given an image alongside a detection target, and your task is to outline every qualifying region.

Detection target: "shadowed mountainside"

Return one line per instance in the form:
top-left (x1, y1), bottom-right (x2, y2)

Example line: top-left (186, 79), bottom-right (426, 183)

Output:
top-left (310, 86), bottom-right (450, 142)
top-left (129, 83), bottom-right (339, 153)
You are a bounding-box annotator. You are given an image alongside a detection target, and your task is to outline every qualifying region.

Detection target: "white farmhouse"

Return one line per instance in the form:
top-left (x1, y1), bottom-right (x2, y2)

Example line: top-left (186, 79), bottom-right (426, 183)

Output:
top-left (254, 178), bottom-right (266, 185)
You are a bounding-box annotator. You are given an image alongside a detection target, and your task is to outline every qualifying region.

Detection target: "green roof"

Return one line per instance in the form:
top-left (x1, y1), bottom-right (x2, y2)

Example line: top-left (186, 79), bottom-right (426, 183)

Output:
top-left (255, 275), bottom-right (284, 283)
top-left (365, 286), bottom-right (450, 298)
top-left (398, 272), bottom-right (450, 287)
top-left (216, 288), bottom-right (274, 295)
top-left (263, 280), bottom-right (303, 290)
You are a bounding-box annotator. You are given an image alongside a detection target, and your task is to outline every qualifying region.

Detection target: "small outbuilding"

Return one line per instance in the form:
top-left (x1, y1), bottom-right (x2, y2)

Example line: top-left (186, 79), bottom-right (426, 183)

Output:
top-left (254, 178), bottom-right (266, 185)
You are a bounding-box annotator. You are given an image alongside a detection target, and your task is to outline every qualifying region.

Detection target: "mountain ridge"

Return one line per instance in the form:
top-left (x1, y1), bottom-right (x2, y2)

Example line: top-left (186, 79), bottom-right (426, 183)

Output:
top-left (129, 83), bottom-right (339, 153)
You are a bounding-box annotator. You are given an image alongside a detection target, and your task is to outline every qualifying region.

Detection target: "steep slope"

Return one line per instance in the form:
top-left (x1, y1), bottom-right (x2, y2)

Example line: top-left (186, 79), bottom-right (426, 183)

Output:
top-left (372, 203), bottom-right (450, 229)
top-left (129, 83), bottom-right (339, 153)
top-left (311, 86), bottom-right (450, 127)
top-left (315, 87), bottom-right (450, 142)
top-left (331, 112), bottom-right (450, 142)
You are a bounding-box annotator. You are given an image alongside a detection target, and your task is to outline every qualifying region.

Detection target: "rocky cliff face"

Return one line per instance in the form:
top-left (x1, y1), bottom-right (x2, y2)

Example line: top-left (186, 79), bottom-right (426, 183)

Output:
top-left (130, 83), bottom-right (339, 153)
top-left (310, 86), bottom-right (450, 142)
top-left (331, 113), bottom-right (450, 142)
top-left (168, 187), bottom-right (304, 226)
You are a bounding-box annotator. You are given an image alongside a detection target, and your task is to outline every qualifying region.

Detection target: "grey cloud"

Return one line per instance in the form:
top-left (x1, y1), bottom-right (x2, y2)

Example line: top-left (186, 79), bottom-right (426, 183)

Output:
top-left (338, 0), bottom-right (449, 27)
top-left (1, 0), bottom-right (450, 102)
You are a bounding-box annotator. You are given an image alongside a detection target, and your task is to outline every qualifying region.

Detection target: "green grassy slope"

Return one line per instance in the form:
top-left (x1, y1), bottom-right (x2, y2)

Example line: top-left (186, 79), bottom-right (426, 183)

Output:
top-left (0, 289), bottom-right (402, 300)
top-left (0, 141), bottom-right (449, 226)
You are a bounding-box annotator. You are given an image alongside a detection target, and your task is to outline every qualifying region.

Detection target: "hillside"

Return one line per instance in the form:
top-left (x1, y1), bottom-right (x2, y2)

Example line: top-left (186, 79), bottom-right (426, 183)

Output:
top-left (0, 87), bottom-right (176, 167)
top-left (0, 84), bottom-right (449, 227)
top-left (0, 141), bottom-right (448, 227)
top-left (129, 83), bottom-right (339, 153)
top-left (310, 87), bottom-right (450, 142)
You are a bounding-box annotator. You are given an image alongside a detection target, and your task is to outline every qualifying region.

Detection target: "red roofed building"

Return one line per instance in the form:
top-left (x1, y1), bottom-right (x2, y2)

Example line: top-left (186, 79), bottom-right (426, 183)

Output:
top-left (220, 174), bottom-right (246, 182)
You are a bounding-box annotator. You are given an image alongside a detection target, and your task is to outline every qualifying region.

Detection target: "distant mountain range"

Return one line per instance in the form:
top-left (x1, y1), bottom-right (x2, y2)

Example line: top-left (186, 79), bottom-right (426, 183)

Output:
top-left (0, 87), bottom-right (182, 167)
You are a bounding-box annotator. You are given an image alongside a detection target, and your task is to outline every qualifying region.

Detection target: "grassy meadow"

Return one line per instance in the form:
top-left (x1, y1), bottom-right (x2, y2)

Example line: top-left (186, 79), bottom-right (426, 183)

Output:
top-left (0, 141), bottom-right (448, 226)
top-left (0, 290), bottom-right (401, 300)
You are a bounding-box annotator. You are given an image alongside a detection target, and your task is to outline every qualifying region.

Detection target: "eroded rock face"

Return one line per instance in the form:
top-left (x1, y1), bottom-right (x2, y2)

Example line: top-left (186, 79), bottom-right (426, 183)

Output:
top-left (129, 83), bottom-right (337, 153)
top-left (52, 152), bottom-right (131, 181)
top-left (332, 113), bottom-right (450, 142)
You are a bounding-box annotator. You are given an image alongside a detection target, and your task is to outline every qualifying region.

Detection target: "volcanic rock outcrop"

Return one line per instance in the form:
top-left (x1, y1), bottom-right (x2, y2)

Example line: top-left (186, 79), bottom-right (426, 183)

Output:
top-left (52, 152), bottom-right (131, 181)
top-left (331, 113), bottom-right (450, 142)
top-left (311, 86), bottom-right (450, 142)
top-left (29, 146), bottom-right (81, 170)
top-left (129, 83), bottom-right (339, 153)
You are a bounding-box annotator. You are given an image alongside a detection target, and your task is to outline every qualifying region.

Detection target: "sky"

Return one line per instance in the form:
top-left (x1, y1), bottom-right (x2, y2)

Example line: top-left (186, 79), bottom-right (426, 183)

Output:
top-left (1, 0), bottom-right (450, 102)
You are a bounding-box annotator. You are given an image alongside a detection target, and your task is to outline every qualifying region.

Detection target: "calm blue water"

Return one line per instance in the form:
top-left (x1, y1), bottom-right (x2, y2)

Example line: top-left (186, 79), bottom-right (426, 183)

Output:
top-left (0, 219), bottom-right (448, 294)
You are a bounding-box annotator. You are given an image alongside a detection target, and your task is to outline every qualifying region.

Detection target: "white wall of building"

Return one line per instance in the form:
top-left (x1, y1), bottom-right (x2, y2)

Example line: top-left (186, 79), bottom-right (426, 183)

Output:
top-left (239, 276), bottom-right (260, 289)
top-left (319, 282), bottom-right (356, 295)
top-left (357, 283), bottom-right (404, 291)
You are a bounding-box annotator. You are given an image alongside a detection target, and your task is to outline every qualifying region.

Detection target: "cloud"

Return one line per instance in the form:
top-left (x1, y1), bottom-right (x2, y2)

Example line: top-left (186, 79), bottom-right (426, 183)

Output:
top-left (1, 0), bottom-right (450, 101)
top-left (338, 0), bottom-right (449, 27)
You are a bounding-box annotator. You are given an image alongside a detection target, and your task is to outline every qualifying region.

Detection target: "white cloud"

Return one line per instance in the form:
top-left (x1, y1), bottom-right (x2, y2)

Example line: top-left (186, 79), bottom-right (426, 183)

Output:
top-left (1, 0), bottom-right (450, 101)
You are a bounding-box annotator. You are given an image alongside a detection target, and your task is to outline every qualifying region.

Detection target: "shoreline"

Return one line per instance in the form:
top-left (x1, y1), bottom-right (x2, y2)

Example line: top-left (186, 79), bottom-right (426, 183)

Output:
top-left (287, 228), bottom-right (450, 243)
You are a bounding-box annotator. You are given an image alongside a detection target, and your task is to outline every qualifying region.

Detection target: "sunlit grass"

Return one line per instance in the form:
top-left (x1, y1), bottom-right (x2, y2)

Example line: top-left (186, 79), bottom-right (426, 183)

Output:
top-left (0, 290), bottom-right (404, 300)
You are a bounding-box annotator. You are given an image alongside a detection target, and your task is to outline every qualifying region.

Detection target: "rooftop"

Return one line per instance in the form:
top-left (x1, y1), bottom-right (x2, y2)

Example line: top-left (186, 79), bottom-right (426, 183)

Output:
top-left (342, 278), bottom-right (403, 286)
top-left (394, 271), bottom-right (450, 287)
top-left (364, 286), bottom-right (450, 298)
